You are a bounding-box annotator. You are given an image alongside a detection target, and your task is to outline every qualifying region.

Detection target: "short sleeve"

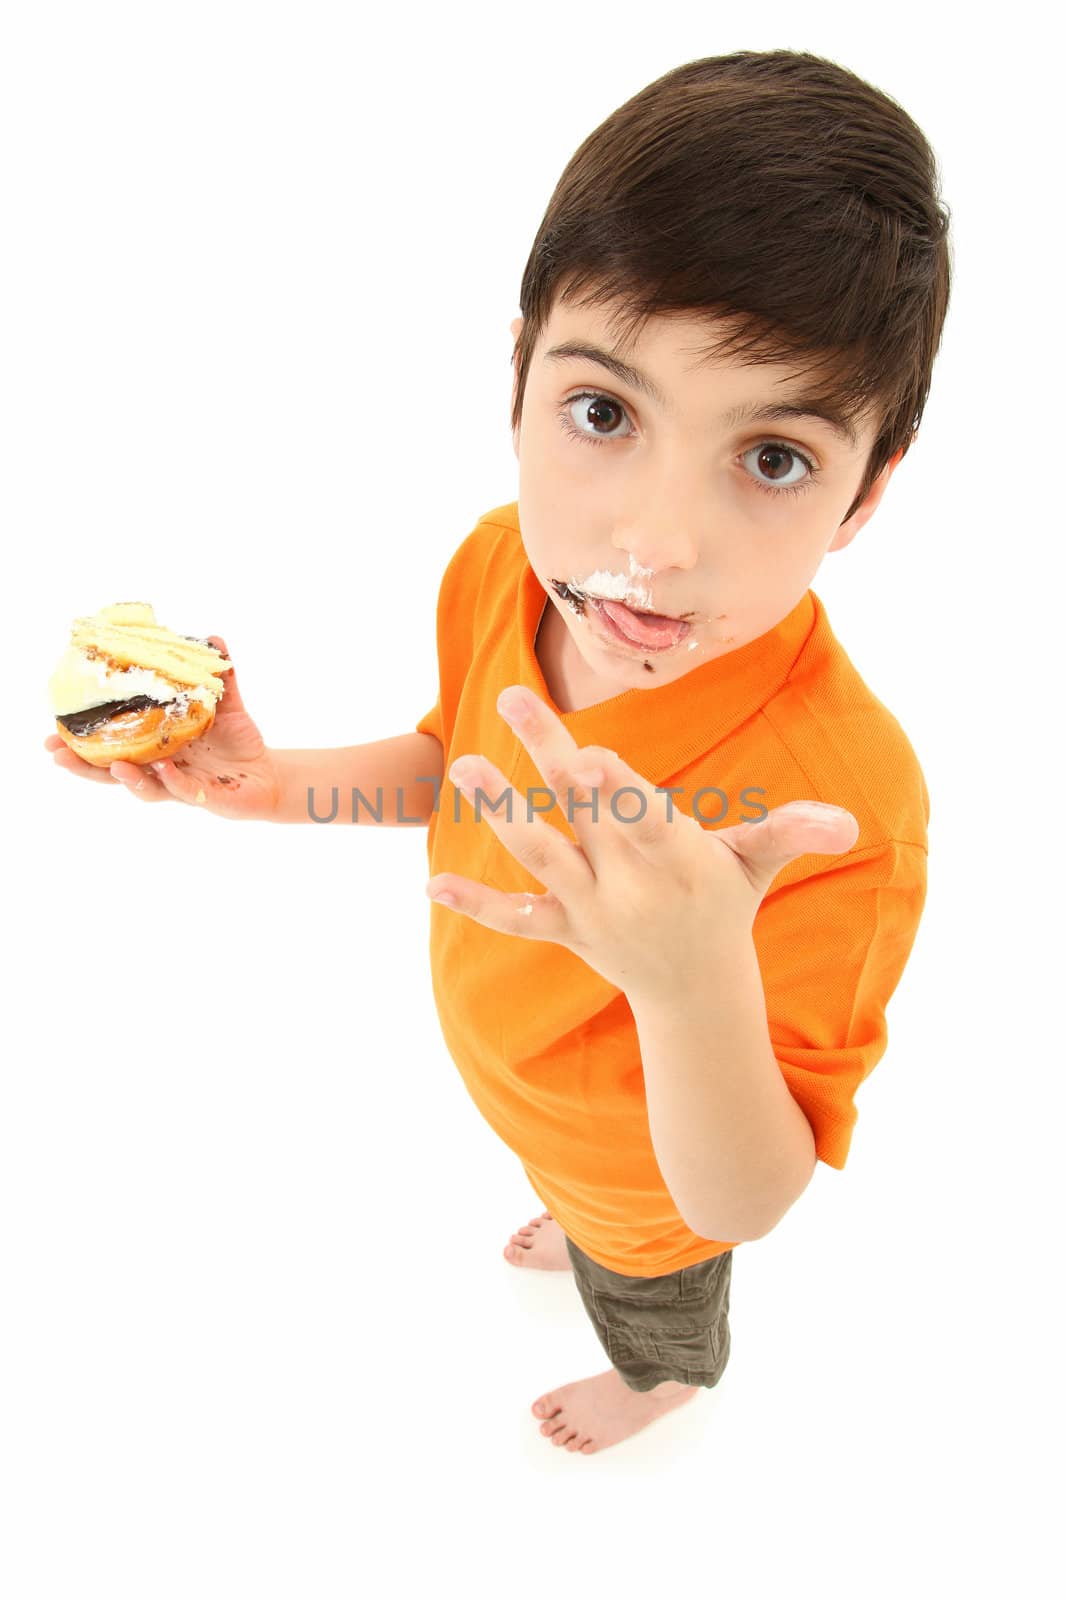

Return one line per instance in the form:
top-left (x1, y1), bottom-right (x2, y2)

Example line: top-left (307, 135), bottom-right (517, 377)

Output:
top-left (415, 698), bottom-right (443, 746)
top-left (411, 518), bottom-right (496, 758)
top-left (752, 839), bottom-right (928, 1170)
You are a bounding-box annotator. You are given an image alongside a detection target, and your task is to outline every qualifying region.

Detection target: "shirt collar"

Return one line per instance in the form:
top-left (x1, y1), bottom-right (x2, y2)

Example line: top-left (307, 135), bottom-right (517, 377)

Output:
top-left (516, 544), bottom-right (820, 781)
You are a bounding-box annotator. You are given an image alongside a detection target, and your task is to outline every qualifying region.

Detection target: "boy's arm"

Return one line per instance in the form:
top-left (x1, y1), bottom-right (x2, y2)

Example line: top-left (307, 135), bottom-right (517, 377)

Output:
top-left (267, 731), bottom-right (444, 825)
top-left (631, 836), bottom-right (928, 1241)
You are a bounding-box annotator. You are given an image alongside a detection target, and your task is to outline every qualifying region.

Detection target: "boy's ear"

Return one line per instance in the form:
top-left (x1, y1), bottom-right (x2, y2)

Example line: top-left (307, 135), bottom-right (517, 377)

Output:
top-left (826, 445), bottom-right (906, 553)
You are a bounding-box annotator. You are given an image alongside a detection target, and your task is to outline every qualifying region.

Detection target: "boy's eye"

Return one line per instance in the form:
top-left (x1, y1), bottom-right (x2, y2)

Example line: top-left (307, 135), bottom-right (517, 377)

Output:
top-left (739, 441), bottom-right (816, 496)
top-left (556, 390), bottom-right (821, 501)
top-left (560, 392), bottom-right (633, 442)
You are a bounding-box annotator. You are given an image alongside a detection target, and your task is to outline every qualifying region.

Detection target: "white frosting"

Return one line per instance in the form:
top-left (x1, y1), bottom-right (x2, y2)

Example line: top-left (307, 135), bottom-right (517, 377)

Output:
top-left (568, 556), bottom-right (658, 611)
top-left (48, 645), bottom-right (218, 716)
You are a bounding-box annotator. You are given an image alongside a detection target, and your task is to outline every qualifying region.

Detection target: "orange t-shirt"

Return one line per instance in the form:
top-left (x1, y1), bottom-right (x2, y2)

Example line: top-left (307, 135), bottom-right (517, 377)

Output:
top-left (416, 502), bottom-right (929, 1276)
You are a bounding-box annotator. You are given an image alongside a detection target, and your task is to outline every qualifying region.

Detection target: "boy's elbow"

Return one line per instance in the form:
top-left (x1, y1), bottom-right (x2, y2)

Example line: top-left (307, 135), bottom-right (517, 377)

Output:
top-left (681, 1198), bottom-right (766, 1245)
top-left (748, 1143), bottom-right (818, 1241)
top-left (686, 1143), bottom-right (817, 1245)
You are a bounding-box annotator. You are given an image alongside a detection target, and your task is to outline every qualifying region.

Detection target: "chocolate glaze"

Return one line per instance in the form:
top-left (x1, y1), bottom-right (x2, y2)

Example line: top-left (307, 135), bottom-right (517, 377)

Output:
top-left (548, 578), bottom-right (586, 614)
top-left (57, 696), bottom-right (162, 736)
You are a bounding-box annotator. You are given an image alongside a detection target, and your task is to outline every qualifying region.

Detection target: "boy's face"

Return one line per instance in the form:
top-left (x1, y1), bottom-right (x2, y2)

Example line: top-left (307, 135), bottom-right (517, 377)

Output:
top-left (510, 300), bottom-right (901, 697)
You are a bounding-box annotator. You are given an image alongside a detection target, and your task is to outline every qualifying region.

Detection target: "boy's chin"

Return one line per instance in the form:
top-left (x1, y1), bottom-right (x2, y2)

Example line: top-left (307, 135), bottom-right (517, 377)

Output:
top-left (574, 627), bottom-right (701, 687)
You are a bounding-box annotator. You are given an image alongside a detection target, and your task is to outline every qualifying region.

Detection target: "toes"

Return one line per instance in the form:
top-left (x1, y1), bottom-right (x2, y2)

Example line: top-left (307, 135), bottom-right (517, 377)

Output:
top-left (505, 1214), bottom-right (551, 1262)
top-left (533, 1394), bottom-right (592, 1452)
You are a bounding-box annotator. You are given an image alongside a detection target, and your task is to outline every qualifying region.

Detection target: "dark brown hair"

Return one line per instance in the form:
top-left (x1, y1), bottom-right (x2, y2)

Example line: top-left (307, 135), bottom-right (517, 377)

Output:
top-left (510, 49), bottom-right (952, 524)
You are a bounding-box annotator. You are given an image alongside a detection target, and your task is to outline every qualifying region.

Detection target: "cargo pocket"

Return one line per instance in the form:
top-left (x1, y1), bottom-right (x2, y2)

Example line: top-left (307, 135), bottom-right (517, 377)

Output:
top-left (651, 1318), bottom-right (728, 1384)
top-left (600, 1305), bottom-right (725, 1384)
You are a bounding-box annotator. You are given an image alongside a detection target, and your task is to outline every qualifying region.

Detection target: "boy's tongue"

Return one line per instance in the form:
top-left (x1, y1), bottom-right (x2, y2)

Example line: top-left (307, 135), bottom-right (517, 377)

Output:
top-left (597, 598), bottom-right (688, 648)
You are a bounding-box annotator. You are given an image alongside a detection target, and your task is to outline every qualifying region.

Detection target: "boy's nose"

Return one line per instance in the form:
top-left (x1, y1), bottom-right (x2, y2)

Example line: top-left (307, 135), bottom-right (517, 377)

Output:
top-left (610, 528), bottom-right (701, 577)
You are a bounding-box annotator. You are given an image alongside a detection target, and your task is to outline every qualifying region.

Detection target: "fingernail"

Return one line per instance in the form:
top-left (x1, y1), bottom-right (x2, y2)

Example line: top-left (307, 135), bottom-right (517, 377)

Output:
top-left (497, 689), bottom-right (530, 725)
top-left (570, 766), bottom-right (605, 788)
top-left (449, 758), bottom-right (479, 788)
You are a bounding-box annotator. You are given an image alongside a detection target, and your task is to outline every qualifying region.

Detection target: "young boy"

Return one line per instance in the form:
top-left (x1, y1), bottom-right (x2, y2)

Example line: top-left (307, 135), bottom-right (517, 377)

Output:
top-left (46, 48), bottom-right (949, 1457)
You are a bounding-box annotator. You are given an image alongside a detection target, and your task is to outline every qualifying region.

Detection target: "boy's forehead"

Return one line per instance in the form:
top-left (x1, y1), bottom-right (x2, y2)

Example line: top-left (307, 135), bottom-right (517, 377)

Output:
top-left (544, 300), bottom-right (742, 361)
top-left (540, 301), bottom-right (823, 391)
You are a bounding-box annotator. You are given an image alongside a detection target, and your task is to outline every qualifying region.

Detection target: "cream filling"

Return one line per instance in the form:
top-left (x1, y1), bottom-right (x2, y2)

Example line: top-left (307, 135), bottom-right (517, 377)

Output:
top-left (48, 646), bottom-right (219, 717)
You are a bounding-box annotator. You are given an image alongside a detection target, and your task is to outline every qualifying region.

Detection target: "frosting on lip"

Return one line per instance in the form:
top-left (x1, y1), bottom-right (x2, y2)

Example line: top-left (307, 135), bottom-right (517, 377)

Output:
top-left (564, 555), bottom-right (692, 621)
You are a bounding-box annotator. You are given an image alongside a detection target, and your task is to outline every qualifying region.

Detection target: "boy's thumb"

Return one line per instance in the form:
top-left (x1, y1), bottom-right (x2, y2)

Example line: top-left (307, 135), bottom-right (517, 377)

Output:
top-left (715, 801), bottom-right (860, 900)
top-left (206, 635), bottom-right (244, 713)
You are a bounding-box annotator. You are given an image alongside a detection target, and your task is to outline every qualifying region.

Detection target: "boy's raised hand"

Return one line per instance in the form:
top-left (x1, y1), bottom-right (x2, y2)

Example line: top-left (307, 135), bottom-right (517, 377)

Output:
top-left (44, 637), bottom-right (282, 822)
top-left (426, 684), bottom-right (860, 1002)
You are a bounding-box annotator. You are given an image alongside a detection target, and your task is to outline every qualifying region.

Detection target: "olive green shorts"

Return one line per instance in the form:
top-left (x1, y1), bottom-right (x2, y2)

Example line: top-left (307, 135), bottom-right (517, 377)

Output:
top-left (564, 1233), bottom-right (733, 1393)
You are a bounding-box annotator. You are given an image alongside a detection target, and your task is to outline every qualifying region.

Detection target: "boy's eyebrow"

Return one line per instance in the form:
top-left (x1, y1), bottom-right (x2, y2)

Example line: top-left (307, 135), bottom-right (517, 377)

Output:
top-left (544, 339), bottom-right (858, 450)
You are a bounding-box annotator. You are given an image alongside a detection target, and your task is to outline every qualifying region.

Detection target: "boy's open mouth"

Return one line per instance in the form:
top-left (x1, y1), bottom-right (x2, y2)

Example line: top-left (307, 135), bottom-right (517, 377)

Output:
top-left (589, 597), bottom-right (691, 650)
top-left (549, 579), bottom-right (695, 651)
top-left (556, 584), bottom-right (692, 651)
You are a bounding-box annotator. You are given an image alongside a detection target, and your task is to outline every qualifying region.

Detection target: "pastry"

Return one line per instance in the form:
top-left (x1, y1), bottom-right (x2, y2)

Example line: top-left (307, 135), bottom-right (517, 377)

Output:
top-left (48, 602), bottom-right (233, 767)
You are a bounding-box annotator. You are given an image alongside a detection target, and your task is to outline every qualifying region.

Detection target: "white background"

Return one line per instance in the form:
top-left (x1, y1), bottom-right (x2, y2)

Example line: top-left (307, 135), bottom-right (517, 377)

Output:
top-left (3, 2), bottom-right (1062, 1595)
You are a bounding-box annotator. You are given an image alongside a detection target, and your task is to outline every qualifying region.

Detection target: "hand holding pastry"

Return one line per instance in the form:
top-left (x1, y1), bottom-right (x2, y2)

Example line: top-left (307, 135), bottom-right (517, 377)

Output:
top-left (45, 604), bottom-right (282, 821)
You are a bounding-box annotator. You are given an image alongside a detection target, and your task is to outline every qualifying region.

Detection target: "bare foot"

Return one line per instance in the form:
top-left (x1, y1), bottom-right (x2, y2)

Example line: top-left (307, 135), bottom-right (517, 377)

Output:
top-left (531, 1369), bottom-right (699, 1454)
top-left (502, 1211), bottom-right (573, 1272)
